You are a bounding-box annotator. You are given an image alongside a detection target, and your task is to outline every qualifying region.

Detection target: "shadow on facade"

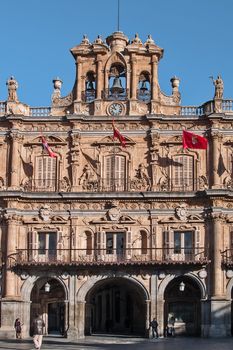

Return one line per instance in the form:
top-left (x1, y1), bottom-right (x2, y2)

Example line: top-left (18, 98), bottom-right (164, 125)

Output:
top-left (164, 276), bottom-right (201, 337)
top-left (30, 277), bottom-right (66, 337)
top-left (85, 277), bottom-right (146, 336)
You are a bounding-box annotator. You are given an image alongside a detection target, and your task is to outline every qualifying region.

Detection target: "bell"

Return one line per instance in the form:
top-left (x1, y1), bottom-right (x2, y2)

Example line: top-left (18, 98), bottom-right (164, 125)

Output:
top-left (86, 81), bottom-right (95, 91)
top-left (110, 77), bottom-right (124, 94)
top-left (140, 81), bottom-right (148, 92)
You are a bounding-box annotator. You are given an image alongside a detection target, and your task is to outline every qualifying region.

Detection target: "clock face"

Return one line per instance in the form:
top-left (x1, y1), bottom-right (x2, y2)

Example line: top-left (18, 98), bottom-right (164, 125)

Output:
top-left (109, 102), bottom-right (123, 116)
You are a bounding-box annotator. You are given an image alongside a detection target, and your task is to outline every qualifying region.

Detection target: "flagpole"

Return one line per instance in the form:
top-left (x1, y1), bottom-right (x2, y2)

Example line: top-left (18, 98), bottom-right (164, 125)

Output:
top-left (117, 0), bottom-right (120, 31)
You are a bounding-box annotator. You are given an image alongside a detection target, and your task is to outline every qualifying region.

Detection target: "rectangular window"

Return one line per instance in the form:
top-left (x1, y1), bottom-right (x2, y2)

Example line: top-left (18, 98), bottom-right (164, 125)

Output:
top-left (104, 155), bottom-right (126, 191)
top-left (36, 156), bottom-right (57, 191)
top-left (172, 155), bottom-right (194, 191)
top-left (38, 231), bottom-right (57, 260)
top-left (173, 231), bottom-right (193, 258)
top-left (105, 232), bottom-right (125, 256)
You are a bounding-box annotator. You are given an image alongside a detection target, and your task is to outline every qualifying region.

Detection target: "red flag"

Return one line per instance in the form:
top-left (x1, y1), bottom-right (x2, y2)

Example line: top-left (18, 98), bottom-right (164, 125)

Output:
top-left (182, 130), bottom-right (208, 149)
top-left (41, 136), bottom-right (57, 158)
top-left (112, 120), bottom-right (126, 147)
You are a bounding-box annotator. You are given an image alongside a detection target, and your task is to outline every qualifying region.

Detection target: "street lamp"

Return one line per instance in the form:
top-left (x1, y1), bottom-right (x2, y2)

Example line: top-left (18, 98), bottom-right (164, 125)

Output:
top-left (44, 281), bottom-right (50, 293)
top-left (179, 281), bottom-right (185, 292)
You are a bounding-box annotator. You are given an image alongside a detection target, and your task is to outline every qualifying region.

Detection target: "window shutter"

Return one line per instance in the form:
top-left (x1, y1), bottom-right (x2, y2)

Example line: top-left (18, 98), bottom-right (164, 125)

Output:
top-left (126, 231), bottom-right (132, 257)
top-left (96, 231), bottom-right (102, 254)
top-left (36, 156), bottom-right (57, 190)
top-left (173, 155), bottom-right (194, 191)
top-left (57, 231), bottom-right (63, 262)
top-left (28, 231), bottom-right (38, 261)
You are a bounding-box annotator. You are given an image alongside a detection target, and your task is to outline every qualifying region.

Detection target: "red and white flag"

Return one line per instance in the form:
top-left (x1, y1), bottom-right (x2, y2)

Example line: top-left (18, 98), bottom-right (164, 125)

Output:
top-left (41, 136), bottom-right (57, 158)
top-left (182, 130), bottom-right (208, 150)
top-left (112, 120), bottom-right (126, 147)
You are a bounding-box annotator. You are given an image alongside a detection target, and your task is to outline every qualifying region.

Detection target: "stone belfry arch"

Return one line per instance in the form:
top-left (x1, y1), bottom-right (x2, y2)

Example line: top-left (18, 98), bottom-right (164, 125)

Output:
top-left (51, 31), bottom-right (181, 117)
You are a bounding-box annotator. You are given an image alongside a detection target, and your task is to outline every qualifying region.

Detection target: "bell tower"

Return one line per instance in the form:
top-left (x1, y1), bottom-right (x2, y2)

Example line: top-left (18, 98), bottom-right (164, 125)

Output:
top-left (51, 32), bottom-right (181, 116)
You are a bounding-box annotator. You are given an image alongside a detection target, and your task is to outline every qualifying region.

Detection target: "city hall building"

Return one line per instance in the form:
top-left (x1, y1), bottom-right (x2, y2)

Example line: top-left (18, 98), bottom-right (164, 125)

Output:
top-left (0, 31), bottom-right (233, 339)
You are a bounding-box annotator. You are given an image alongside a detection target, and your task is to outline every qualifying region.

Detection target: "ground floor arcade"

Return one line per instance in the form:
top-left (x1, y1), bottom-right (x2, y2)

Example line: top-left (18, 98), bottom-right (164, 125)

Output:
top-left (0, 269), bottom-right (233, 339)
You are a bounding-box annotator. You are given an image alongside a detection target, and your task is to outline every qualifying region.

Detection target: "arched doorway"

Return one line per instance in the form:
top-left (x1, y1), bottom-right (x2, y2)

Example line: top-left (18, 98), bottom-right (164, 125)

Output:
top-left (85, 277), bottom-right (146, 336)
top-left (30, 278), bottom-right (66, 336)
top-left (164, 276), bottom-right (201, 336)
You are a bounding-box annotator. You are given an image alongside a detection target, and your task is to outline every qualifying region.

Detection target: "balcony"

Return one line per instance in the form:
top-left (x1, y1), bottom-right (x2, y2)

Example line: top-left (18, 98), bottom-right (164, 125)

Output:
top-left (10, 248), bottom-right (208, 268)
top-left (18, 176), bottom-right (206, 193)
top-left (221, 249), bottom-right (233, 267)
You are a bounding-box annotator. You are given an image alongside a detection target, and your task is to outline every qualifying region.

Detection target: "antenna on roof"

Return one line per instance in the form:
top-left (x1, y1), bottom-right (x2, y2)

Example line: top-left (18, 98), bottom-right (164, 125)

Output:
top-left (117, 0), bottom-right (120, 31)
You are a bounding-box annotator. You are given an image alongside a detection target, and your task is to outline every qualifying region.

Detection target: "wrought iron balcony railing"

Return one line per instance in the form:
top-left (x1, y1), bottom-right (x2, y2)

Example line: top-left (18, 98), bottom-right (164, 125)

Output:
top-left (221, 249), bottom-right (233, 266)
top-left (10, 247), bottom-right (208, 267)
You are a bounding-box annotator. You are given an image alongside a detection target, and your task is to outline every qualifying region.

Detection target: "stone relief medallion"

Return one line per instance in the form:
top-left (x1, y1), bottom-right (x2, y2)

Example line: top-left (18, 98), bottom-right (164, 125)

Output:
top-left (175, 204), bottom-right (188, 221)
top-left (39, 205), bottom-right (51, 221)
top-left (107, 207), bottom-right (121, 221)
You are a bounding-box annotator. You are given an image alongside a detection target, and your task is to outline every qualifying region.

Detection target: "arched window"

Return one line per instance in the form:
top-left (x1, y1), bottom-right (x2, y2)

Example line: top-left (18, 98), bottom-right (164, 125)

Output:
top-left (35, 156), bottom-right (57, 191)
top-left (140, 230), bottom-right (147, 254)
top-left (103, 154), bottom-right (127, 191)
top-left (172, 155), bottom-right (194, 191)
top-left (137, 71), bottom-right (151, 102)
top-left (84, 71), bottom-right (96, 102)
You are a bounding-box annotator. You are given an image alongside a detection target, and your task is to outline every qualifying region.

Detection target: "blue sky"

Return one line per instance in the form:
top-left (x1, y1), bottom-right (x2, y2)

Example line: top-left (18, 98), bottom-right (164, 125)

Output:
top-left (0, 0), bottom-right (232, 107)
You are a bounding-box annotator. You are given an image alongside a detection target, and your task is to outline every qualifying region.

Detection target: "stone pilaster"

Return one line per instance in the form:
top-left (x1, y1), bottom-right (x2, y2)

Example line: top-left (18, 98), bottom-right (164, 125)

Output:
top-left (96, 55), bottom-right (103, 100)
top-left (9, 132), bottom-right (23, 189)
top-left (145, 299), bottom-right (151, 337)
top-left (4, 215), bottom-right (19, 298)
top-left (209, 213), bottom-right (227, 337)
top-left (66, 276), bottom-right (78, 339)
top-left (211, 131), bottom-right (222, 189)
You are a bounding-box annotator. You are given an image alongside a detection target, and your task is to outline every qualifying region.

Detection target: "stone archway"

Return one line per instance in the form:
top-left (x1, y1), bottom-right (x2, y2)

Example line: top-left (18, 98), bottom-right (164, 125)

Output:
top-left (164, 275), bottom-right (202, 336)
top-left (77, 276), bottom-right (149, 337)
top-left (30, 277), bottom-right (67, 337)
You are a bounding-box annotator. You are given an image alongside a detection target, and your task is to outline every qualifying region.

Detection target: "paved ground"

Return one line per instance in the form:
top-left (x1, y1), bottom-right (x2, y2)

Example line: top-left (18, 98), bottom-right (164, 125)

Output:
top-left (0, 335), bottom-right (233, 350)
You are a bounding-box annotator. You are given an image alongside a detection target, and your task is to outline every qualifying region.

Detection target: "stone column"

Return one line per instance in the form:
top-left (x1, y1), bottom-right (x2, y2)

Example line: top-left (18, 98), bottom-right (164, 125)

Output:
top-left (4, 215), bottom-right (18, 298)
top-left (145, 299), bottom-right (151, 337)
top-left (76, 301), bottom-right (86, 338)
top-left (211, 214), bottom-right (223, 297)
top-left (211, 131), bottom-right (221, 188)
top-left (76, 60), bottom-right (82, 102)
top-left (66, 276), bottom-right (78, 339)
top-left (96, 55), bottom-right (103, 100)
top-left (209, 213), bottom-right (227, 337)
top-left (10, 132), bottom-right (22, 189)
top-left (130, 55), bottom-right (137, 100)
top-left (151, 56), bottom-right (158, 101)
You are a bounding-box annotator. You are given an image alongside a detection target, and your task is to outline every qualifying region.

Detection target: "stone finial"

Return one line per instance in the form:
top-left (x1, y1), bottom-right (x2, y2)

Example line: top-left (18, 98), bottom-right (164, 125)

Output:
top-left (170, 76), bottom-right (180, 89)
top-left (81, 34), bottom-right (90, 45)
top-left (145, 34), bottom-right (155, 44)
top-left (53, 77), bottom-right (63, 91)
top-left (170, 76), bottom-right (181, 104)
top-left (6, 76), bottom-right (18, 102)
top-left (94, 35), bottom-right (103, 44)
top-left (132, 33), bottom-right (142, 44)
top-left (52, 77), bottom-right (63, 102)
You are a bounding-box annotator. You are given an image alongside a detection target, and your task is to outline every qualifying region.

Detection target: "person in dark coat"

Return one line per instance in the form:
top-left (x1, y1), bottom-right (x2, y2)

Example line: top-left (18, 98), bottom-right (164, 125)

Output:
top-left (31, 313), bottom-right (45, 350)
top-left (150, 318), bottom-right (159, 338)
top-left (14, 318), bottom-right (23, 339)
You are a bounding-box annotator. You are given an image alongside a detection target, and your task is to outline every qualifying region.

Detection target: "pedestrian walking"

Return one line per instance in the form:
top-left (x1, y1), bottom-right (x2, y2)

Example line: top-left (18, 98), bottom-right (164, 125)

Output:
top-left (150, 318), bottom-right (159, 338)
top-left (31, 313), bottom-right (45, 350)
top-left (14, 318), bottom-right (23, 339)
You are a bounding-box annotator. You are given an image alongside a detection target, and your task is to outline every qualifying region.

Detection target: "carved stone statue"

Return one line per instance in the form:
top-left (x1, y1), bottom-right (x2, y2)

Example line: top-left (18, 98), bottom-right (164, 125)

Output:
top-left (212, 75), bottom-right (224, 99)
top-left (6, 76), bottom-right (18, 102)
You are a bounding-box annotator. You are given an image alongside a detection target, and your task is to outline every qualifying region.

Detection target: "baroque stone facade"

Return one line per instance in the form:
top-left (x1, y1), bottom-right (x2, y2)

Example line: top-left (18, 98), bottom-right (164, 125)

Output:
top-left (0, 31), bottom-right (233, 339)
